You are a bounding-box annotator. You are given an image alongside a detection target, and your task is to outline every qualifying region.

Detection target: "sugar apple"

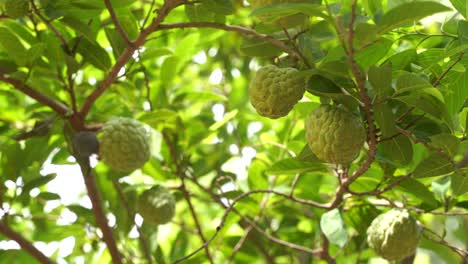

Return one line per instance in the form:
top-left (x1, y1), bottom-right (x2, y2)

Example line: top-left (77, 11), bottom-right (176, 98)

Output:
top-left (5, 0), bottom-right (29, 19)
top-left (367, 209), bottom-right (421, 261)
top-left (137, 185), bottom-right (176, 225)
top-left (249, 65), bottom-right (305, 119)
top-left (250, 0), bottom-right (309, 28)
top-left (99, 117), bottom-right (150, 172)
top-left (305, 105), bottom-right (365, 164)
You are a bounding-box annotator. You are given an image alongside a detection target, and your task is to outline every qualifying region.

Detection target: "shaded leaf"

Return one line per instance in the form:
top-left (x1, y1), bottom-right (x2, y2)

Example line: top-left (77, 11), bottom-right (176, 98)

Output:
top-left (414, 154), bottom-right (454, 178)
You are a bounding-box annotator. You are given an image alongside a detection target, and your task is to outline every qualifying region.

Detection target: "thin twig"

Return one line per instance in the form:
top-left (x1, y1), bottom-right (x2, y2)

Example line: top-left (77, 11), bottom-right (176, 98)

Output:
top-left (81, 0), bottom-right (184, 117)
top-left (112, 181), bottom-right (152, 264)
top-left (422, 226), bottom-right (468, 259)
top-left (433, 51), bottom-right (465, 87)
top-left (30, 0), bottom-right (71, 53)
top-left (104, 0), bottom-right (133, 46)
top-left (163, 133), bottom-right (215, 264)
top-left (0, 223), bottom-right (57, 264)
top-left (0, 75), bottom-right (69, 116)
top-left (173, 189), bottom-right (322, 263)
top-left (156, 22), bottom-right (301, 61)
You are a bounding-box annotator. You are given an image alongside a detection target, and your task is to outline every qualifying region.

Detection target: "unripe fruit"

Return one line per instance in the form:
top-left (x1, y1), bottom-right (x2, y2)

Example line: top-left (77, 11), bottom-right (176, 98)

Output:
top-left (72, 131), bottom-right (99, 158)
top-left (137, 185), bottom-right (176, 225)
top-left (367, 209), bottom-right (421, 261)
top-left (250, 0), bottom-right (309, 28)
top-left (305, 105), bottom-right (365, 164)
top-left (5, 0), bottom-right (29, 19)
top-left (99, 117), bottom-right (150, 172)
top-left (249, 65), bottom-right (305, 119)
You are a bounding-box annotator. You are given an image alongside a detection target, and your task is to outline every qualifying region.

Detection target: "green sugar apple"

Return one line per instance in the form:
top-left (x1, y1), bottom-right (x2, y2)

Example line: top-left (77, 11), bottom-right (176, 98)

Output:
top-left (249, 65), bottom-right (305, 119)
top-left (250, 0), bottom-right (309, 28)
top-left (99, 117), bottom-right (150, 172)
top-left (305, 105), bottom-right (365, 164)
top-left (367, 209), bottom-right (421, 261)
top-left (137, 185), bottom-right (176, 225)
top-left (5, 0), bottom-right (29, 18)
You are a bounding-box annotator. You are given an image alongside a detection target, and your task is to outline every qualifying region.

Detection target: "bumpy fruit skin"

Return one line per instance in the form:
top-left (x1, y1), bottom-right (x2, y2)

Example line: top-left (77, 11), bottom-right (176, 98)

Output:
top-left (250, 0), bottom-right (309, 27)
top-left (367, 209), bottom-right (421, 261)
top-left (249, 65), bottom-right (305, 119)
top-left (305, 105), bottom-right (365, 164)
top-left (137, 185), bottom-right (176, 225)
top-left (99, 117), bottom-right (150, 172)
top-left (5, 0), bottom-right (29, 19)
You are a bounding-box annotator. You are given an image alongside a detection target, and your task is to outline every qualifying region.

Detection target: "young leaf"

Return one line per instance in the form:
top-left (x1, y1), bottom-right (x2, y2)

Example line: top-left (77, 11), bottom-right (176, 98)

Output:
top-left (320, 209), bottom-right (348, 248)
top-left (377, 2), bottom-right (451, 34)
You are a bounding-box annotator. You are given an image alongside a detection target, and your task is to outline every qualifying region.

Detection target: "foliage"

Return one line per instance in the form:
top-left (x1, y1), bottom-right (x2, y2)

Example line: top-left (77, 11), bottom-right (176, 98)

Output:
top-left (0, 0), bottom-right (467, 263)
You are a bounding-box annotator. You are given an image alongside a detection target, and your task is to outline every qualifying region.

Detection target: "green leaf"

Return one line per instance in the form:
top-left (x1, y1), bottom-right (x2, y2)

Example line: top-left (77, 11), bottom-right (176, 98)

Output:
top-left (451, 168), bottom-right (468, 196)
top-left (138, 109), bottom-right (179, 130)
top-left (396, 178), bottom-right (439, 207)
top-left (320, 209), bottom-right (348, 248)
top-left (395, 90), bottom-right (452, 128)
top-left (368, 64), bottom-right (393, 100)
top-left (0, 27), bottom-right (28, 66)
top-left (450, 0), bottom-right (467, 19)
top-left (160, 56), bottom-right (180, 85)
top-left (414, 154), bottom-right (454, 178)
top-left (396, 72), bottom-right (433, 94)
top-left (251, 3), bottom-right (328, 21)
top-left (445, 69), bottom-right (468, 116)
top-left (76, 38), bottom-right (111, 71)
top-left (21, 174), bottom-right (56, 194)
top-left (203, 0), bottom-right (234, 15)
top-left (384, 49), bottom-right (417, 70)
top-left (266, 158), bottom-right (326, 175)
top-left (297, 144), bottom-right (322, 163)
top-left (210, 110), bottom-right (238, 131)
top-left (374, 103), bottom-right (397, 136)
top-left (429, 133), bottom-right (460, 158)
top-left (37, 192), bottom-right (61, 200)
top-left (104, 27), bottom-right (126, 59)
top-left (377, 2), bottom-right (451, 34)
top-left (378, 135), bottom-right (413, 166)
top-left (355, 38), bottom-right (392, 69)
top-left (240, 37), bottom-right (283, 58)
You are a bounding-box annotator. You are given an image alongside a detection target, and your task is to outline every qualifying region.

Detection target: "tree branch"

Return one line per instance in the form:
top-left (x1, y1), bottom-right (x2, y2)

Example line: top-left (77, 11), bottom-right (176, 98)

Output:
top-left (104, 0), bottom-right (133, 46)
top-left (112, 181), bottom-right (152, 264)
top-left (30, 0), bottom-right (71, 53)
top-left (81, 168), bottom-right (123, 264)
top-left (156, 22), bottom-right (301, 61)
top-left (80, 0), bottom-right (183, 117)
top-left (163, 133), bottom-right (215, 264)
top-left (0, 222), bottom-right (57, 264)
top-left (0, 75), bottom-right (70, 116)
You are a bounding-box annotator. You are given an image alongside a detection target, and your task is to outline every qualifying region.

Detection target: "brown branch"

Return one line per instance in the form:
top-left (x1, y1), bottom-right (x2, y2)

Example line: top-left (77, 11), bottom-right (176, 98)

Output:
top-left (347, 0), bottom-right (377, 181)
top-left (184, 174), bottom-right (276, 263)
top-left (104, 0), bottom-right (133, 46)
top-left (0, 223), bottom-right (56, 264)
top-left (81, 169), bottom-right (123, 264)
top-left (30, 0), bottom-right (71, 53)
top-left (163, 133), bottom-right (215, 264)
top-left (422, 226), bottom-right (468, 259)
top-left (433, 51), bottom-right (465, 87)
top-left (80, 0), bottom-right (183, 117)
top-left (156, 22), bottom-right (301, 61)
top-left (347, 173), bottom-right (413, 196)
top-left (112, 181), bottom-right (152, 264)
top-left (173, 189), bottom-right (322, 263)
top-left (0, 75), bottom-right (69, 116)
